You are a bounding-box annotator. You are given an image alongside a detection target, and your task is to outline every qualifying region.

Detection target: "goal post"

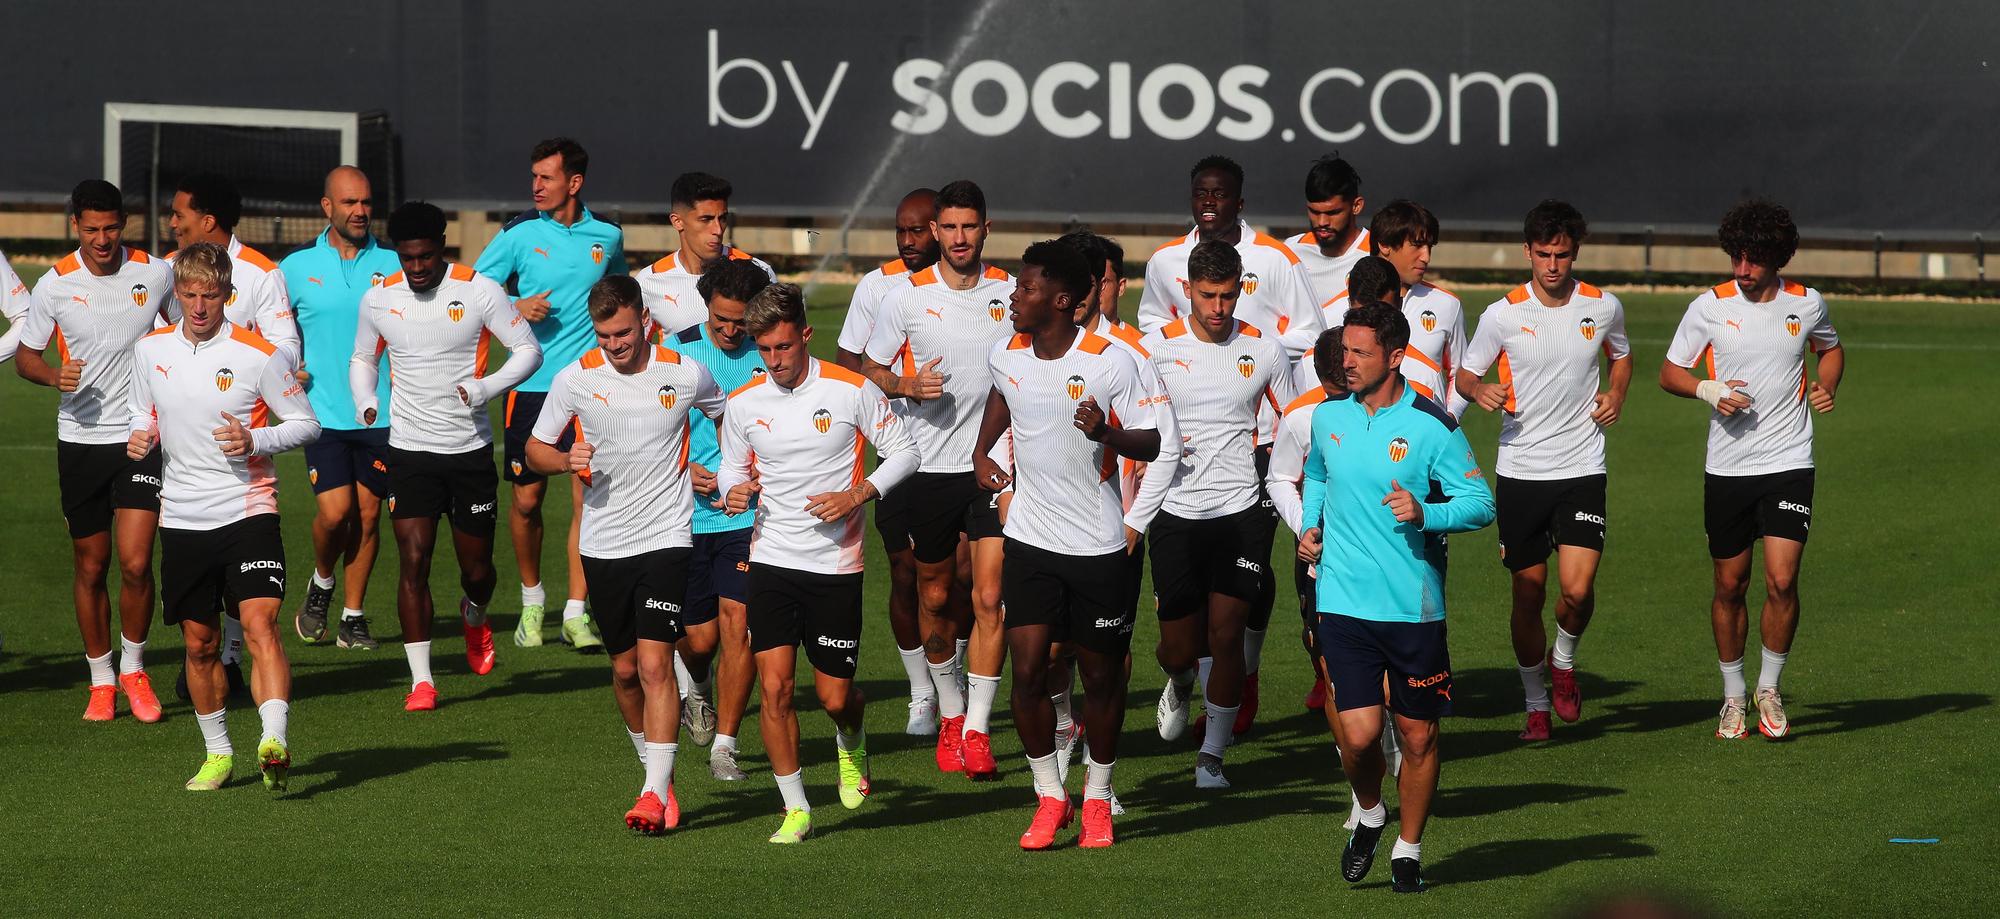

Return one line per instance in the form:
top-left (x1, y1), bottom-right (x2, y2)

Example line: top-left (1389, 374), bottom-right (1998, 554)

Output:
top-left (103, 103), bottom-right (360, 186)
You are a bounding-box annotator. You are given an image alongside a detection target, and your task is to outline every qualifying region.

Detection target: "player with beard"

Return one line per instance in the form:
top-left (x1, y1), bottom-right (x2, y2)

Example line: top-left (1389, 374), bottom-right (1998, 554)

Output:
top-left (1285, 155), bottom-right (1370, 304)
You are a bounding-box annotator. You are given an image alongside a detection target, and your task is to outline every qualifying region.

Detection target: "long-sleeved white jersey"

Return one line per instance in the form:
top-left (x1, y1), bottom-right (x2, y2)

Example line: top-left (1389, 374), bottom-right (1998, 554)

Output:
top-left (1401, 281), bottom-right (1469, 417)
top-left (1266, 385), bottom-right (1338, 535)
top-left (129, 321), bottom-right (319, 529)
top-left (717, 358), bottom-right (919, 575)
top-left (1140, 319), bottom-right (1295, 521)
top-left (350, 263), bottom-right (542, 454)
top-left (636, 248), bottom-right (776, 336)
top-left (20, 247), bottom-right (174, 444)
top-left (166, 236), bottom-right (299, 361)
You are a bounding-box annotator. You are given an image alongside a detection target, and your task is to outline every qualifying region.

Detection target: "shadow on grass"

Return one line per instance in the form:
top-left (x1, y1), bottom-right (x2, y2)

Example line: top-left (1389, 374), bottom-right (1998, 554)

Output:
top-left (1421, 832), bottom-right (1656, 886)
top-left (1433, 782), bottom-right (1625, 818)
top-left (1796, 693), bottom-right (1990, 737)
top-left (285, 740), bottom-right (509, 799)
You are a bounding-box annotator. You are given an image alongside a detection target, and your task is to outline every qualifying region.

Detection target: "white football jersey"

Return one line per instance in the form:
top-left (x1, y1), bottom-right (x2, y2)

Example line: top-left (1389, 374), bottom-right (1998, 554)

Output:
top-left (989, 329), bottom-right (1161, 555)
top-left (129, 322), bottom-right (319, 529)
top-left (533, 345), bottom-right (725, 559)
top-left (837, 257), bottom-right (917, 356)
top-left (1084, 315), bottom-right (1181, 532)
top-left (1401, 282), bottom-right (1468, 417)
top-left (20, 247), bottom-right (174, 444)
top-left (1286, 228), bottom-right (1371, 307)
top-left (717, 358), bottom-right (919, 575)
top-left (1141, 319), bottom-right (1295, 521)
top-left (166, 237), bottom-right (299, 361)
top-left (1666, 279), bottom-right (1840, 476)
top-left (863, 263), bottom-right (1015, 473)
top-left (1137, 220), bottom-right (1323, 361)
top-left (636, 248), bottom-right (776, 337)
top-left (1463, 282), bottom-right (1631, 480)
top-left (351, 264), bottom-right (542, 454)
top-left (1267, 385), bottom-right (1336, 536)
top-left (0, 255), bottom-right (29, 362)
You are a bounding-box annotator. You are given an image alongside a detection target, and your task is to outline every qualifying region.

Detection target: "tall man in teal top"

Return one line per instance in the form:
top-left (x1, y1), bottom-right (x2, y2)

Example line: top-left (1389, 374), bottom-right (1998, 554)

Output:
top-left (474, 137), bottom-right (626, 651)
top-left (282, 166), bottom-right (404, 652)
top-left (671, 258), bottom-right (773, 782)
top-left (1297, 300), bottom-right (1494, 894)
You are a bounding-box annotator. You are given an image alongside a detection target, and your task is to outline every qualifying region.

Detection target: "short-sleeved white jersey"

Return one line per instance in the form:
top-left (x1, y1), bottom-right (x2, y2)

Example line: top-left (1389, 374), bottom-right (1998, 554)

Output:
top-left (532, 345), bottom-right (725, 559)
top-left (837, 258), bottom-right (918, 356)
top-left (636, 248), bottom-right (776, 337)
top-left (1137, 220), bottom-right (1323, 361)
top-left (350, 264), bottom-right (542, 454)
top-left (1463, 282), bottom-right (1631, 480)
top-left (989, 329), bottom-right (1161, 555)
top-left (1084, 316), bottom-right (1181, 532)
top-left (1666, 279), bottom-right (1840, 476)
top-left (1401, 282), bottom-right (1468, 417)
top-left (166, 237), bottom-right (299, 361)
top-left (21, 248), bottom-right (174, 444)
top-left (862, 263), bottom-right (1016, 472)
top-left (1140, 319), bottom-right (1295, 521)
top-left (1286, 228), bottom-right (1371, 307)
top-left (717, 359), bottom-right (920, 575)
top-left (129, 322), bottom-right (319, 529)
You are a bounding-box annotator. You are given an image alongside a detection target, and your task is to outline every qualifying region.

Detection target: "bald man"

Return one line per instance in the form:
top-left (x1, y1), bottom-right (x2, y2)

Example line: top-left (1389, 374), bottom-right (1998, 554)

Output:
top-left (280, 166), bottom-right (404, 650)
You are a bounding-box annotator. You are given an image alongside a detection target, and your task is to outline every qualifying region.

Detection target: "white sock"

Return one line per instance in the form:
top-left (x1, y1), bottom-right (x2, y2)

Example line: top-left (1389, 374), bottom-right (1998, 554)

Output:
top-left (405, 640), bottom-right (434, 688)
top-left (341, 607), bottom-right (365, 621)
top-left (1166, 666), bottom-right (1195, 691)
top-left (1348, 796), bottom-right (1365, 828)
top-left (258, 699), bottom-right (289, 747)
top-left (521, 581), bottom-right (546, 608)
top-left (955, 638), bottom-right (969, 673)
top-left (643, 742), bottom-right (677, 794)
top-left (1392, 837), bottom-right (1422, 862)
top-left (1196, 656), bottom-right (1215, 705)
top-left (1358, 801), bottom-right (1387, 829)
top-left (836, 726), bottom-right (865, 752)
top-left (86, 651), bottom-right (115, 687)
top-left (1553, 625), bottom-right (1581, 670)
top-left (1758, 645), bottom-right (1787, 690)
top-left (775, 769), bottom-right (810, 812)
top-left (1243, 627), bottom-right (1267, 674)
top-left (714, 733), bottom-right (738, 753)
top-left (1051, 689), bottom-right (1074, 733)
top-left (1719, 657), bottom-right (1746, 699)
top-left (929, 656), bottom-right (966, 719)
top-left (1201, 703), bottom-right (1238, 758)
top-left (312, 570), bottom-right (336, 590)
top-left (562, 598), bottom-right (588, 623)
top-left (461, 598), bottom-right (487, 627)
top-left (628, 728), bottom-right (648, 763)
top-left (1519, 661), bottom-right (1551, 712)
top-left (197, 707), bottom-right (231, 755)
top-left (674, 651), bottom-right (694, 700)
top-left (1027, 751), bottom-right (1063, 799)
top-left (899, 645), bottom-right (934, 700)
top-left (119, 637), bottom-right (146, 675)
top-left (965, 674), bottom-right (1001, 735)
top-left (1083, 756), bottom-right (1115, 801)
top-left (221, 616), bottom-right (244, 665)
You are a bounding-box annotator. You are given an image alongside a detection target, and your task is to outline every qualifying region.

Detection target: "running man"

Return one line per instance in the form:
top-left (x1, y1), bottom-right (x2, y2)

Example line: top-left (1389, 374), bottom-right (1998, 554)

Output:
top-left (1368, 200), bottom-right (1467, 417)
top-left (717, 283), bottom-right (920, 843)
top-left (975, 239), bottom-right (1161, 848)
top-left (128, 242), bottom-right (320, 791)
top-left (0, 252), bottom-right (28, 362)
top-left (282, 166), bottom-right (403, 651)
top-left (1267, 325), bottom-right (1347, 726)
top-left (15, 180), bottom-right (174, 722)
top-left (861, 180), bottom-right (1016, 772)
top-left (166, 173), bottom-right (299, 359)
top-left (1457, 200), bottom-right (1632, 741)
top-left (1286, 154), bottom-right (1370, 304)
top-left (835, 187), bottom-right (941, 735)
top-left (637, 172), bottom-right (777, 336)
top-left (473, 137), bottom-right (625, 651)
top-left (525, 276), bottom-right (726, 834)
top-left (1660, 199), bottom-right (1843, 741)
top-left (1315, 253), bottom-right (1403, 339)
top-left (1140, 239), bottom-right (1294, 787)
top-left (1298, 300), bottom-right (1495, 893)
top-left (676, 257), bottom-right (773, 781)
top-left (352, 203), bottom-right (543, 710)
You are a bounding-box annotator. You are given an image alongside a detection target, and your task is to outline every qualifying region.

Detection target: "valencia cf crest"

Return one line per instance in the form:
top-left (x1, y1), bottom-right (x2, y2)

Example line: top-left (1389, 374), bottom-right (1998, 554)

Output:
top-left (131, 284), bottom-right (149, 307)
top-left (658, 384), bottom-right (678, 410)
top-left (1420, 310), bottom-right (1437, 333)
top-left (1785, 314), bottom-right (1801, 336)
top-left (812, 408), bottom-right (833, 434)
top-left (1236, 355), bottom-right (1256, 378)
top-left (370, 272), bottom-right (386, 287)
top-left (1065, 374), bottom-right (1087, 400)
top-left (387, 495), bottom-right (397, 513)
top-left (215, 368), bottom-right (235, 392)
top-left (1579, 317), bottom-right (1597, 341)
top-left (1243, 272), bottom-right (1260, 296)
top-left (1388, 436), bottom-right (1410, 463)
top-left (591, 242), bottom-right (605, 265)
top-left (988, 299), bottom-right (1005, 322)
top-left (309, 466), bottom-right (319, 485)
top-left (510, 459), bottom-right (523, 476)
top-left (447, 300), bottom-right (466, 322)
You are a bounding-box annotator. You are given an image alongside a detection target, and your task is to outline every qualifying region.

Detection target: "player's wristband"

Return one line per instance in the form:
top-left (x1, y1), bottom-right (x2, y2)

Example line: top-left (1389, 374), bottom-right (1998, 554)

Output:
top-left (1694, 379), bottom-right (1734, 409)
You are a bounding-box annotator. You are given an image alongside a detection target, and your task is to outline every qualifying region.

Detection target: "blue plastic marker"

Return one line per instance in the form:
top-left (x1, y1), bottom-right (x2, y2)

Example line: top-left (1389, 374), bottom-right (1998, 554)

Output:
top-left (1889, 838), bottom-right (1940, 844)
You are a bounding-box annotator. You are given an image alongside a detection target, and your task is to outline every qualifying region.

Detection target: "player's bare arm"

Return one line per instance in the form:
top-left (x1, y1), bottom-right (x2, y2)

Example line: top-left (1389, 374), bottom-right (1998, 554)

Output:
top-left (1073, 396), bottom-right (1159, 462)
top-left (1659, 361), bottom-right (1753, 417)
top-left (972, 386), bottom-right (1013, 492)
top-left (1809, 345), bottom-right (1845, 413)
top-left (1591, 354), bottom-right (1634, 425)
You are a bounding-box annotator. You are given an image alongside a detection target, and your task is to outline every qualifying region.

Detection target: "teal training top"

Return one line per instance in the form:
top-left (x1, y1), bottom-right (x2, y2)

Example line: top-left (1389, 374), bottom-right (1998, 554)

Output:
top-left (472, 206), bottom-right (626, 392)
top-left (674, 324), bottom-right (767, 534)
top-left (280, 229), bottom-right (403, 429)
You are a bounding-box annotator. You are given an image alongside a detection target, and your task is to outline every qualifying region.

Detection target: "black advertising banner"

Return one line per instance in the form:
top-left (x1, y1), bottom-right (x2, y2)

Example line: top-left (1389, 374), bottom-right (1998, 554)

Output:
top-left (3, 1), bottom-right (1995, 236)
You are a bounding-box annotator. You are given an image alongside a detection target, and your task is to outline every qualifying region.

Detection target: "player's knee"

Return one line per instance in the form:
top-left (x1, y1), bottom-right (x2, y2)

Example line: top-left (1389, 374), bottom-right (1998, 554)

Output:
top-left (635, 655), bottom-right (670, 691)
top-left (916, 579), bottom-right (952, 615)
top-left (117, 556), bottom-right (152, 587)
top-left (73, 551), bottom-right (110, 584)
top-left (815, 681), bottom-right (852, 715)
top-left (1397, 721), bottom-right (1439, 759)
top-left (972, 585), bottom-right (1004, 620)
top-left (511, 494), bottom-right (543, 520)
top-left (1712, 571), bottom-right (1750, 600)
top-left (1558, 585), bottom-right (1594, 613)
top-left (184, 634), bottom-right (221, 664)
top-left (611, 656), bottom-right (641, 689)
top-left (1764, 569), bottom-right (1799, 602)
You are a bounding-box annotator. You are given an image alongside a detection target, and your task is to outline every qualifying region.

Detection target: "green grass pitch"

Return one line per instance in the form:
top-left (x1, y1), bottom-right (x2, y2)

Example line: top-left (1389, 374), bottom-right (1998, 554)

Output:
top-left (0, 271), bottom-right (1992, 916)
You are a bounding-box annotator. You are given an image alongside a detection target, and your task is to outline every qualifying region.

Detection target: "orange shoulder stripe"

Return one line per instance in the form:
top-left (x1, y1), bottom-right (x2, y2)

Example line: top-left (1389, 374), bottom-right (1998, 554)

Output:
top-left (1007, 333), bottom-right (1032, 350)
top-left (1782, 279), bottom-right (1806, 296)
top-left (228, 324), bottom-right (278, 356)
top-left (981, 264), bottom-right (1010, 281)
top-left (1150, 233), bottom-right (1190, 255)
top-left (54, 252), bottom-right (82, 275)
top-left (1505, 284), bottom-right (1531, 304)
top-left (649, 252), bottom-right (679, 273)
top-left (880, 258), bottom-right (907, 276)
top-left (449, 264), bottom-right (475, 282)
top-left (580, 348), bottom-right (606, 369)
top-left (652, 344), bottom-right (682, 364)
top-left (1251, 232), bottom-right (1303, 266)
top-left (910, 265), bottom-right (941, 287)
top-left (1076, 331), bottom-right (1112, 354)
top-left (728, 375), bottom-right (770, 398)
top-left (125, 247), bottom-right (152, 264)
top-left (236, 245), bottom-right (279, 272)
top-left (728, 248), bottom-right (755, 261)
top-left (1710, 280), bottom-right (1739, 299)
top-left (1161, 318), bottom-right (1189, 339)
top-left (143, 323), bottom-right (180, 338)
top-left (1237, 321), bottom-right (1263, 338)
top-left (1576, 281), bottom-right (1603, 299)
top-left (384, 271), bottom-right (406, 288)
top-left (1283, 386), bottom-right (1327, 415)
top-left (818, 362), bottom-right (867, 388)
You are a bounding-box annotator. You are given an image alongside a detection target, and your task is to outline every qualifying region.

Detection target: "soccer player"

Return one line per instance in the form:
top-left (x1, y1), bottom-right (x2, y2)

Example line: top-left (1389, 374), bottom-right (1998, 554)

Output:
top-left (352, 203), bottom-right (543, 710)
top-left (1315, 253), bottom-right (1403, 340)
top-left (0, 252), bottom-right (29, 363)
top-left (1297, 301), bottom-right (1495, 893)
top-left (281, 166), bottom-right (403, 651)
top-left (166, 173), bottom-right (300, 359)
top-left (676, 257), bottom-right (773, 781)
top-left (473, 137), bottom-right (625, 651)
top-left (1369, 200), bottom-right (1467, 417)
top-left (835, 187), bottom-right (941, 734)
top-left (128, 242), bottom-right (320, 791)
top-left (1457, 200), bottom-right (1632, 742)
top-left (1139, 239), bottom-right (1294, 788)
top-left (15, 180), bottom-right (174, 722)
top-left (1286, 154), bottom-right (1370, 304)
top-left (975, 239), bottom-right (1161, 848)
top-left (1660, 199), bottom-right (1843, 741)
top-left (717, 283), bottom-right (919, 844)
top-left (861, 179), bottom-right (1016, 773)
top-left (525, 276), bottom-right (726, 833)
top-left (637, 172), bottom-right (778, 337)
